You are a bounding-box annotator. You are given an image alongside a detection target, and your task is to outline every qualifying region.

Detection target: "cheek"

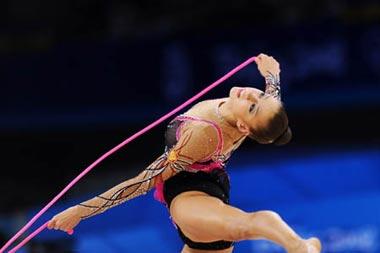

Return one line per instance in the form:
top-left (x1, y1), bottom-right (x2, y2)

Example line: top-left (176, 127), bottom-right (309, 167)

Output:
top-left (255, 115), bottom-right (270, 129)
top-left (232, 100), bottom-right (248, 118)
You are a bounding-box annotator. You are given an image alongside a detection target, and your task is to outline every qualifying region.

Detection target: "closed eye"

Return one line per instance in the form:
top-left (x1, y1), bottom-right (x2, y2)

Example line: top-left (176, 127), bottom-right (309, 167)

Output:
top-left (249, 104), bottom-right (256, 113)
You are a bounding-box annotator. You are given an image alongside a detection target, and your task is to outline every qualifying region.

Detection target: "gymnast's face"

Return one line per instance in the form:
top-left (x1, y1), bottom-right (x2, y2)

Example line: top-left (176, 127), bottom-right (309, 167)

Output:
top-left (228, 87), bottom-right (281, 137)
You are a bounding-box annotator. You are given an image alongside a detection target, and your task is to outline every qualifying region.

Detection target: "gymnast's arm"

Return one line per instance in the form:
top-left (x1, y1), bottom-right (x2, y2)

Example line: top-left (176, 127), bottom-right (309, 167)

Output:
top-left (255, 53), bottom-right (281, 99)
top-left (47, 122), bottom-right (218, 232)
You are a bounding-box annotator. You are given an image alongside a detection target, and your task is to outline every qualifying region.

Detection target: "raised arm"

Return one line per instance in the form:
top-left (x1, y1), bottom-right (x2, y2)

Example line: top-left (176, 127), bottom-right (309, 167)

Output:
top-left (255, 53), bottom-right (281, 100)
top-left (47, 121), bottom-right (218, 233)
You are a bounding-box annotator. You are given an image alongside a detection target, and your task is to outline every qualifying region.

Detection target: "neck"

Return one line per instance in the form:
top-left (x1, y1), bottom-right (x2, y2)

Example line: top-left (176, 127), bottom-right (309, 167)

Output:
top-left (217, 99), bottom-right (234, 126)
top-left (215, 98), bottom-right (245, 141)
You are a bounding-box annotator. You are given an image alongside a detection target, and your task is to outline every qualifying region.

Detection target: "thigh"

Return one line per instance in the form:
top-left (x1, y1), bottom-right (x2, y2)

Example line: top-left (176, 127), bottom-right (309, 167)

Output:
top-left (170, 191), bottom-right (250, 243)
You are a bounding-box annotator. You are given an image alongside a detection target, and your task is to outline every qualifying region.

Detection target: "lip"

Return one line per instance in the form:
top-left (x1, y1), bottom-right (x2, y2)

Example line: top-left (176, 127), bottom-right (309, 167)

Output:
top-left (237, 88), bottom-right (244, 98)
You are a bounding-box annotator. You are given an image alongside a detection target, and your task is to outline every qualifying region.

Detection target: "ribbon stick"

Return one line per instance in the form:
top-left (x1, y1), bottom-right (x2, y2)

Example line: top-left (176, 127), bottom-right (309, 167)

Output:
top-left (2, 56), bottom-right (257, 253)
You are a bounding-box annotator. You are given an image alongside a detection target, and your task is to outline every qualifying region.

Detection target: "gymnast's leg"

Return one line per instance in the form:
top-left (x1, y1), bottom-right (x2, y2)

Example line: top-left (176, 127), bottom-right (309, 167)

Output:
top-left (170, 192), bottom-right (321, 253)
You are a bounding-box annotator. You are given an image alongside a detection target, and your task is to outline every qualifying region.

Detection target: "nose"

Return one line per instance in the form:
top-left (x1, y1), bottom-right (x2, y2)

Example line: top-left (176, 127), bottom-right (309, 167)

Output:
top-left (244, 88), bottom-right (259, 101)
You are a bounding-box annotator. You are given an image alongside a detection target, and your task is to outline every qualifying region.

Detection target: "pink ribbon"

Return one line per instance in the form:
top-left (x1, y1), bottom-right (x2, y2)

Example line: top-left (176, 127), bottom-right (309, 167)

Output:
top-left (1, 56), bottom-right (257, 253)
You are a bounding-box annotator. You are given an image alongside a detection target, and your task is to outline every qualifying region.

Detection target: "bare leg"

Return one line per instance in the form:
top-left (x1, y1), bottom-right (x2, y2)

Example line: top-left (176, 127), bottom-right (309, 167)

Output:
top-left (170, 192), bottom-right (321, 253)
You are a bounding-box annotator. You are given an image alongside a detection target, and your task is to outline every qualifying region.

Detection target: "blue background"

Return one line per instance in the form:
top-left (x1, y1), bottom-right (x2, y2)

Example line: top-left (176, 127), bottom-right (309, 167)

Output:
top-left (2, 148), bottom-right (379, 252)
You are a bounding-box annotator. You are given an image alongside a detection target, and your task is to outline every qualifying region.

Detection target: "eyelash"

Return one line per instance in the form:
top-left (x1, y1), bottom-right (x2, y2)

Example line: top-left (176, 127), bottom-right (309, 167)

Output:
top-left (249, 104), bottom-right (256, 113)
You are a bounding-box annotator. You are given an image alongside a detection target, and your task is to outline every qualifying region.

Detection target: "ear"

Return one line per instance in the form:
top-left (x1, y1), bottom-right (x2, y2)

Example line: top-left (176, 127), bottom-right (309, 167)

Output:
top-left (236, 119), bottom-right (250, 135)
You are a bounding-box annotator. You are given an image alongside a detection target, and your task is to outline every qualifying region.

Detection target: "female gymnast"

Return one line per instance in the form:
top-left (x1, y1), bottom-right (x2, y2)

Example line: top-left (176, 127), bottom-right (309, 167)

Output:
top-left (47, 54), bottom-right (321, 253)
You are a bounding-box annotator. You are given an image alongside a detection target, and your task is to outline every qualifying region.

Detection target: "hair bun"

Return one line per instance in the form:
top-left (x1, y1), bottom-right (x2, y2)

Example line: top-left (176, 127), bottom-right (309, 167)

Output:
top-left (273, 127), bottom-right (292, 146)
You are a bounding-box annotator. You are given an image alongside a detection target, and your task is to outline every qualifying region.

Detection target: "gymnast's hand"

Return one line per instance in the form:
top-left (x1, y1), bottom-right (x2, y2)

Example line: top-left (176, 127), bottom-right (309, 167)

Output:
top-left (255, 53), bottom-right (281, 77)
top-left (47, 205), bottom-right (82, 233)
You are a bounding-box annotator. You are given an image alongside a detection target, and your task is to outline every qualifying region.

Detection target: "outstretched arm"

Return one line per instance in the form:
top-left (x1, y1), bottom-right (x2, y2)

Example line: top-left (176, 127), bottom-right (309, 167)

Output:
top-left (76, 153), bottom-right (174, 220)
top-left (47, 153), bottom-right (175, 232)
top-left (47, 121), bottom-right (218, 233)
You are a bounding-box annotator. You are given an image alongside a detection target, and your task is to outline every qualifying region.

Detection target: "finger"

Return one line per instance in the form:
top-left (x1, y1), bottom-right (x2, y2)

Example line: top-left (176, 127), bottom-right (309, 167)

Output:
top-left (63, 226), bottom-right (74, 235)
top-left (255, 56), bottom-right (263, 64)
top-left (62, 222), bottom-right (73, 232)
top-left (64, 220), bottom-right (78, 232)
top-left (55, 221), bottom-right (63, 230)
top-left (47, 220), bottom-right (54, 229)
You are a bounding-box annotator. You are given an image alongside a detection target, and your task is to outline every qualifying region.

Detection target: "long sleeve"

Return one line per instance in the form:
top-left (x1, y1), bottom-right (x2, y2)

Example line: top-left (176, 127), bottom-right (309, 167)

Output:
top-left (77, 121), bottom-right (218, 219)
top-left (264, 71), bottom-right (281, 100)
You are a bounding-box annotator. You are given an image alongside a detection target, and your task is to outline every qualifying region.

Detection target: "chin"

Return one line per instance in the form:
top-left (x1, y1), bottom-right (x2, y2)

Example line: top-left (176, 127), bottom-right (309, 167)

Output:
top-left (229, 87), bottom-right (240, 98)
top-left (229, 87), bottom-right (235, 97)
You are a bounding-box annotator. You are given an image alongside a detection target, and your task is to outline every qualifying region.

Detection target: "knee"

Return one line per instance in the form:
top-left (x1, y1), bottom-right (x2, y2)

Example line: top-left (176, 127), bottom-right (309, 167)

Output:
top-left (250, 210), bottom-right (282, 227)
top-left (252, 210), bottom-right (281, 220)
top-left (223, 214), bottom-right (253, 241)
top-left (225, 210), bottom-right (283, 241)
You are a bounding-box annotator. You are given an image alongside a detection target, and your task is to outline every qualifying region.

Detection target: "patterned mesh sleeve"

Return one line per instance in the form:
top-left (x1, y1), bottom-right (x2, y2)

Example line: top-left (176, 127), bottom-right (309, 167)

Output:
top-left (264, 71), bottom-right (281, 100)
top-left (77, 121), bottom-right (218, 219)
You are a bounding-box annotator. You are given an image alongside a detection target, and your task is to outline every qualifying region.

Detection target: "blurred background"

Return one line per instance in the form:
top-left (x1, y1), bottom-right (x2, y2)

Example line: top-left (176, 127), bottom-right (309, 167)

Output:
top-left (0, 0), bottom-right (379, 252)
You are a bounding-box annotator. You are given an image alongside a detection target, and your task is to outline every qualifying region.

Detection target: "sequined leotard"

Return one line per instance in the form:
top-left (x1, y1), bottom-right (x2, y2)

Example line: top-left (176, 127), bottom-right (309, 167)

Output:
top-left (154, 114), bottom-right (243, 250)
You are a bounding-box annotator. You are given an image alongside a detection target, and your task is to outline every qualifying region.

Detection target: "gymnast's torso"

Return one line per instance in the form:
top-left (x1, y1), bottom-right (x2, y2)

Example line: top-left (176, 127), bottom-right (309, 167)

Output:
top-left (153, 98), bottom-right (247, 250)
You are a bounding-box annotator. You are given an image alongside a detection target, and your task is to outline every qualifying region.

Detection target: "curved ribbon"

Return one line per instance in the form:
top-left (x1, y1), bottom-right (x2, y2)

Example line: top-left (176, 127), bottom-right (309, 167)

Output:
top-left (2, 56), bottom-right (257, 253)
